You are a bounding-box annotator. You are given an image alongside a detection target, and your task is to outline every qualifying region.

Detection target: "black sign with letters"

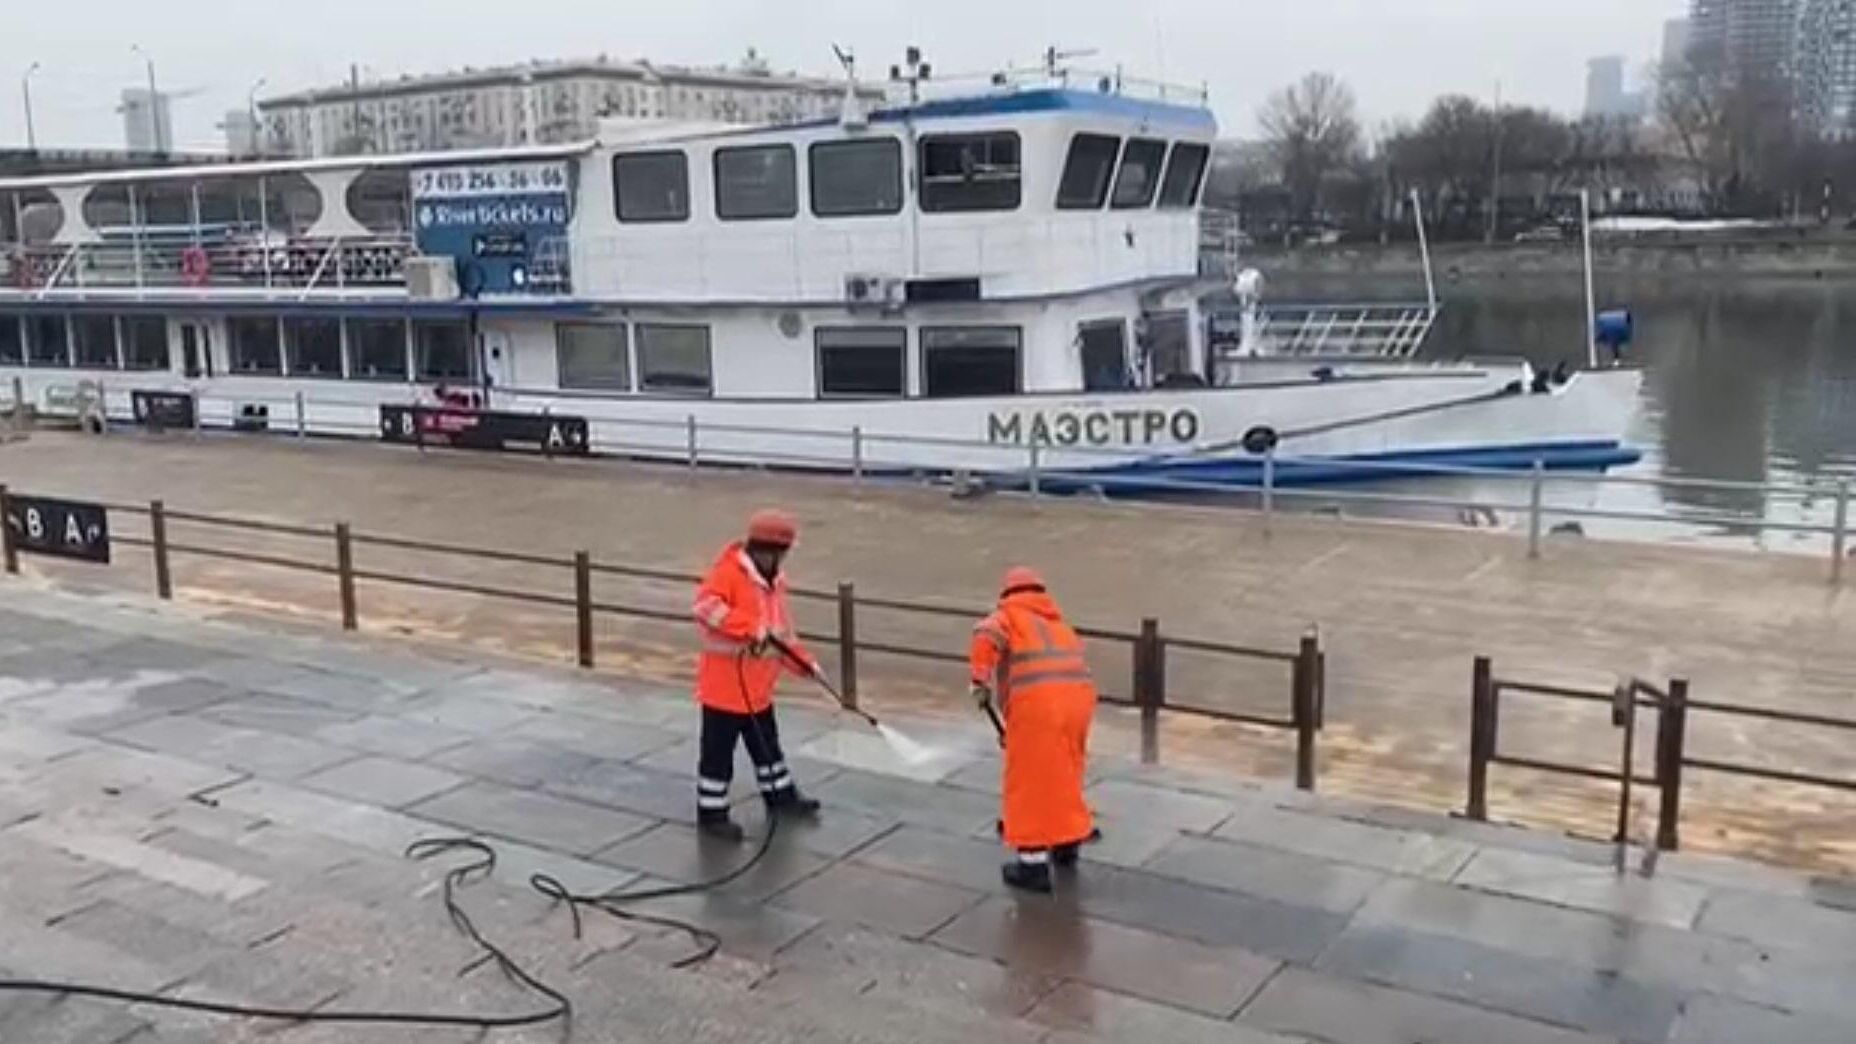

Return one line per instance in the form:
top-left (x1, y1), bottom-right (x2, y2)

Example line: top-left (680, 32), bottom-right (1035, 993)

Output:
top-left (379, 405), bottom-right (590, 456)
top-left (3, 494), bottom-right (111, 564)
top-left (131, 390), bottom-right (196, 430)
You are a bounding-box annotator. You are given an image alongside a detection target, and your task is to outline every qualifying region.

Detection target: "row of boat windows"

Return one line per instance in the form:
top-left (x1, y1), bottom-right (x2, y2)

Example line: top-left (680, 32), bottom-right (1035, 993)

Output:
top-left (612, 132), bottom-right (1211, 223)
top-left (556, 321), bottom-right (1022, 399)
top-left (0, 314), bottom-right (474, 383)
top-left (0, 313), bottom-right (1028, 400)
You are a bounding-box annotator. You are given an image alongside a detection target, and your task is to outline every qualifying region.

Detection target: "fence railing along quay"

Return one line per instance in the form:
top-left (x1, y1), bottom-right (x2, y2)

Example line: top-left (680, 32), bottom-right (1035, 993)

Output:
top-left (1468, 656), bottom-right (1856, 860)
top-left (30, 381), bottom-right (1847, 587)
top-left (6, 484), bottom-right (1856, 863)
top-left (0, 486), bottom-right (1328, 790)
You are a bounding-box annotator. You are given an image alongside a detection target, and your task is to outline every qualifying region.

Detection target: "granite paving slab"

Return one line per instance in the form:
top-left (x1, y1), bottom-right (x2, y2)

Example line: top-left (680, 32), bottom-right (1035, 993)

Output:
top-left (1028, 981), bottom-right (1288, 1044)
top-left (1141, 833), bottom-right (1385, 913)
top-left (297, 755), bottom-right (469, 809)
top-left (407, 779), bottom-right (656, 857)
top-left (1238, 965), bottom-right (1617, 1044)
top-left (771, 860), bottom-right (982, 939)
top-left (1316, 923), bottom-right (1684, 1041)
top-left (933, 895), bottom-right (1278, 1017)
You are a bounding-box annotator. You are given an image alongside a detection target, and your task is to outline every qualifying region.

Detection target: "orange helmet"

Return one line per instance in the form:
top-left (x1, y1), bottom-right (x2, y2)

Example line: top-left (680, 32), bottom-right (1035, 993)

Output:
top-left (746, 509), bottom-right (798, 548)
top-left (1000, 566), bottom-right (1046, 596)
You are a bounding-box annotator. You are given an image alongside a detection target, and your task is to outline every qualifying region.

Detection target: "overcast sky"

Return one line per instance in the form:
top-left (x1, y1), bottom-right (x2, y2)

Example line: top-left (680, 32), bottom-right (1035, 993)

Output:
top-left (2, 0), bottom-right (1682, 152)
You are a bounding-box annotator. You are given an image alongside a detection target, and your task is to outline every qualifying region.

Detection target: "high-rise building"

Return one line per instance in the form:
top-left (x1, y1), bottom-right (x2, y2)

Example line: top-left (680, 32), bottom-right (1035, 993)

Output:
top-left (1688, 0), bottom-right (1800, 81)
top-left (257, 54), bottom-right (882, 158)
top-left (1584, 56), bottom-right (1648, 119)
top-left (1795, 0), bottom-right (1856, 135)
top-left (118, 88), bottom-right (173, 154)
top-left (1663, 18), bottom-right (1694, 66)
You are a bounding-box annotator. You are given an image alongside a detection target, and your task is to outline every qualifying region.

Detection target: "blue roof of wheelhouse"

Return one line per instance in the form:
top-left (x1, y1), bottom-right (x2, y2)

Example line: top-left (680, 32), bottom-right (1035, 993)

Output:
top-left (871, 88), bottom-right (1218, 135)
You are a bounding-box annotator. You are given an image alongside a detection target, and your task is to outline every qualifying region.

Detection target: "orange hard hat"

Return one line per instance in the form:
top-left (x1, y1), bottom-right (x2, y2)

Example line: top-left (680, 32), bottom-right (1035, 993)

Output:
top-left (746, 509), bottom-right (798, 547)
top-left (1001, 566), bottom-right (1046, 595)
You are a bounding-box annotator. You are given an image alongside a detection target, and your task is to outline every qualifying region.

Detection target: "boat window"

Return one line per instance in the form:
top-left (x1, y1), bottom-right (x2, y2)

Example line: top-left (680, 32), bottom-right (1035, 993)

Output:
top-left (1079, 320), bottom-right (1131, 391)
top-left (714, 144), bottom-right (797, 221)
top-left (1142, 311), bottom-right (1193, 384)
top-left (348, 318), bottom-right (408, 381)
top-left (816, 327), bottom-right (906, 398)
top-left (1157, 142), bottom-right (1211, 209)
top-left (919, 132), bottom-right (1021, 212)
top-left (921, 326), bottom-right (1020, 398)
top-left (414, 321), bottom-right (472, 381)
top-left (1057, 134), bottom-right (1121, 210)
top-left (285, 317), bottom-right (343, 378)
top-left (1110, 138), bottom-right (1167, 209)
top-left (613, 150), bottom-right (690, 223)
top-left (72, 316), bottom-right (118, 370)
top-left (122, 316), bottom-right (169, 371)
top-left (27, 315), bottom-right (68, 366)
top-left (809, 139), bottom-right (904, 217)
top-left (637, 323), bottom-right (712, 395)
top-left (0, 316), bottom-right (22, 366)
top-left (557, 322), bottom-right (632, 391)
top-left (230, 317), bottom-right (282, 375)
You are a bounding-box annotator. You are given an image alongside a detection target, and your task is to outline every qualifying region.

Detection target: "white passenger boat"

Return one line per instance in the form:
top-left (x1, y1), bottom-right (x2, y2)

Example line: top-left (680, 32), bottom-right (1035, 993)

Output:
top-left (0, 59), bottom-right (1642, 491)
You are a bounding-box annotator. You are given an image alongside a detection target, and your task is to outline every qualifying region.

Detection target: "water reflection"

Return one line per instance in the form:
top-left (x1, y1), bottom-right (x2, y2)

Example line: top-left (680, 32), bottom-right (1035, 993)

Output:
top-left (1274, 274), bottom-right (1856, 545)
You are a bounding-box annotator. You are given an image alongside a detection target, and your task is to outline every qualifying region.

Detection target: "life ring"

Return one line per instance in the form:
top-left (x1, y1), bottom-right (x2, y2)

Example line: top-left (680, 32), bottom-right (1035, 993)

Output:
top-left (180, 245), bottom-right (212, 286)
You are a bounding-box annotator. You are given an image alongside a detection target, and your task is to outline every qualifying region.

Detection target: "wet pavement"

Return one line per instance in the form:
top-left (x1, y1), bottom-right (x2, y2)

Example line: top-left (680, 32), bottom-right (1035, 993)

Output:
top-left (3, 587), bottom-right (1856, 1042)
top-left (3, 430), bottom-right (1856, 874)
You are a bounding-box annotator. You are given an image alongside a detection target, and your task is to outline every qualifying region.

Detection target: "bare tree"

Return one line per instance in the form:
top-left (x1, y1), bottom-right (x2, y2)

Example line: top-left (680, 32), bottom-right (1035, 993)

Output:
top-left (1258, 72), bottom-right (1363, 223)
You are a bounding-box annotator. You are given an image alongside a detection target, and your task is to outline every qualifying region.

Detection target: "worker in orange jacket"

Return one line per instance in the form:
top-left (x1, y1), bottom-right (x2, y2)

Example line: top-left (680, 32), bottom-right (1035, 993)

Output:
top-left (690, 509), bottom-right (826, 840)
top-left (970, 567), bottom-right (1097, 893)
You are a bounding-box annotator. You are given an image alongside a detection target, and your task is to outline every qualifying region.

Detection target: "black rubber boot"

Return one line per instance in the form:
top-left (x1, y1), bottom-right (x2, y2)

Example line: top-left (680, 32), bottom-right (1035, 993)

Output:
top-left (1052, 843), bottom-right (1080, 868)
top-left (1001, 860), bottom-right (1053, 894)
top-left (768, 791), bottom-right (821, 819)
top-left (697, 813), bottom-right (745, 842)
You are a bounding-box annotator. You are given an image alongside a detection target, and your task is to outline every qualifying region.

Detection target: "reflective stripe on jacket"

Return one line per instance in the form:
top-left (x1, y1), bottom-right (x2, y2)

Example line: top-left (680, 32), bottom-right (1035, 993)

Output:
top-left (692, 542), bottom-right (813, 714)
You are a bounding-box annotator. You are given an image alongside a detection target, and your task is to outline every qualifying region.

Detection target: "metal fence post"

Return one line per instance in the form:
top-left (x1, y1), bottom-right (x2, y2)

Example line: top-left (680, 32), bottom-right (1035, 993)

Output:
top-left (1028, 442), bottom-right (1042, 499)
top-left (1833, 479), bottom-right (1849, 585)
top-left (150, 499), bottom-right (172, 600)
top-left (1262, 444), bottom-right (1276, 532)
top-left (837, 582), bottom-right (859, 711)
top-left (574, 551), bottom-right (593, 669)
top-left (1655, 678), bottom-right (1688, 852)
top-left (334, 522), bottom-right (357, 630)
top-left (851, 426), bottom-right (864, 486)
top-left (686, 414), bottom-right (698, 469)
top-left (294, 390), bottom-right (307, 438)
top-left (1136, 617), bottom-right (1162, 765)
top-left (1527, 459), bottom-right (1545, 559)
top-left (9, 376), bottom-right (23, 424)
top-left (1293, 632), bottom-right (1319, 790)
top-left (0, 484), bottom-right (16, 575)
top-left (1468, 655), bottom-right (1494, 820)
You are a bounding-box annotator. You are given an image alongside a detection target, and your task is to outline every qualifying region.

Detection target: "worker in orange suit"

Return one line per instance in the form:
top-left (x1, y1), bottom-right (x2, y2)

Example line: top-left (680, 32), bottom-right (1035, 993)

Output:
top-left (970, 567), bottom-right (1098, 893)
top-left (690, 508), bottom-right (825, 841)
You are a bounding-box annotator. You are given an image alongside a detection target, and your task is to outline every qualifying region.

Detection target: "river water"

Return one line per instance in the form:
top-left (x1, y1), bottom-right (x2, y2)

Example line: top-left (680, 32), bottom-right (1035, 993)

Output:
top-left (1274, 275), bottom-right (1856, 553)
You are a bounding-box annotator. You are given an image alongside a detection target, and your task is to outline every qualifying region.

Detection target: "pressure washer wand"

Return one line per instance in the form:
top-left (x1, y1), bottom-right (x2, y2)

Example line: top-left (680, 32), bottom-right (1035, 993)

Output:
top-left (766, 634), bottom-right (880, 729)
top-left (982, 702), bottom-right (1005, 747)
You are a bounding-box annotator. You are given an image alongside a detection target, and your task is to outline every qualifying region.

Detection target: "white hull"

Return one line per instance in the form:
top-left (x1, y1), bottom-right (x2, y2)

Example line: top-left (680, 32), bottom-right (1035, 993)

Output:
top-left (4, 360), bottom-right (1642, 489)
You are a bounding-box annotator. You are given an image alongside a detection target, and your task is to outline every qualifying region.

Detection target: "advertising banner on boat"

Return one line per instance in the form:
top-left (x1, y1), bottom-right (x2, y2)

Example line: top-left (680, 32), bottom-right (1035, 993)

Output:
top-left (379, 405), bottom-right (590, 457)
top-left (130, 390), bottom-right (196, 431)
top-left (412, 161), bottom-right (572, 295)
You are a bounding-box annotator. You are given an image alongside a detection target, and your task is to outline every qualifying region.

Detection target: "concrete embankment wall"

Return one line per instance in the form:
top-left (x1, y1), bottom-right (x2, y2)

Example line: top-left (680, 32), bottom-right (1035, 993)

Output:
top-left (1246, 237), bottom-right (1856, 283)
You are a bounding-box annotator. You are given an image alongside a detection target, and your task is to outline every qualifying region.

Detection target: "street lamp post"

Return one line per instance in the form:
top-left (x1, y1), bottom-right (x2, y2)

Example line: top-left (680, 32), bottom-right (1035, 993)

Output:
top-left (131, 45), bottom-right (163, 153)
top-left (21, 62), bottom-right (40, 151)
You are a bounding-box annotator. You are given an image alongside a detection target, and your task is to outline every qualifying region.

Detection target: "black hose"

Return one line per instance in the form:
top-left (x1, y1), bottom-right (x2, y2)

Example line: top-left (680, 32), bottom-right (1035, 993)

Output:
top-left (0, 837), bottom-right (569, 1028)
top-left (0, 651), bottom-right (787, 1027)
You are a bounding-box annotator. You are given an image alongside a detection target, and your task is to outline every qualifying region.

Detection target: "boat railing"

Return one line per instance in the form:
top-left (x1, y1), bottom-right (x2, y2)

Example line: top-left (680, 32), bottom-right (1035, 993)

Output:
top-left (3, 232), bottom-right (414, 295)
top-left (1209, 301), bottom-right (1441, 359)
